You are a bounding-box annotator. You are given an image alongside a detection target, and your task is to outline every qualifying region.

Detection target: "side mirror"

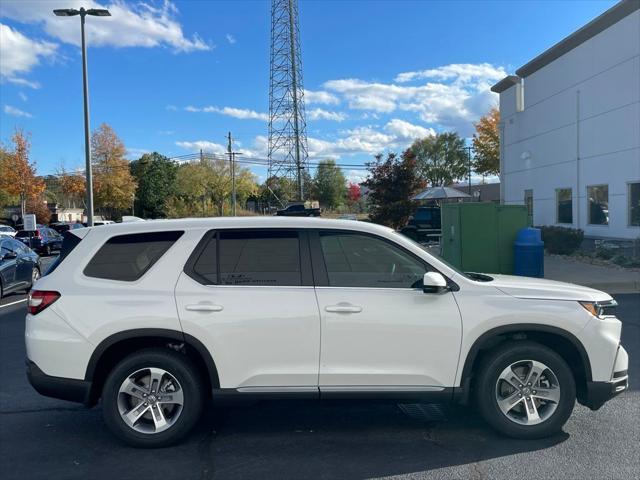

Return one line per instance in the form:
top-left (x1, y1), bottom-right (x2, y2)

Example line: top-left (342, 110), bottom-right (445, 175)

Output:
top-left (422, 272), bottom-right (448, 293)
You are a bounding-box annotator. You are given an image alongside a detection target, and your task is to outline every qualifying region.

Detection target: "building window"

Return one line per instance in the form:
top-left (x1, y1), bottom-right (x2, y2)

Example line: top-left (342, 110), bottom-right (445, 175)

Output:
top-left (556, 188), bottom-right (573, 224)
top-left (524, 189), bottom-right (533, 225)
top-left (629, 182), bottom-right (640, 227)
top-left (587, 185), bottom-right (609, 225)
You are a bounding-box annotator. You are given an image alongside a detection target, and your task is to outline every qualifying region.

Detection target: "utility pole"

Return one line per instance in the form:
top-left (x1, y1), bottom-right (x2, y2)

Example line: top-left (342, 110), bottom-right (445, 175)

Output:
top-left (466, 146), bottom-right (473, 196)
top-left (227, 132), bottom-right (237, 216)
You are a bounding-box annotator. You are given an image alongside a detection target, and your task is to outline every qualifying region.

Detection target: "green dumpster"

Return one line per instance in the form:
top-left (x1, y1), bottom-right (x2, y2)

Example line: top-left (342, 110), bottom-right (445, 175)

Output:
top-left (440, 203), bottom-right (528, 274)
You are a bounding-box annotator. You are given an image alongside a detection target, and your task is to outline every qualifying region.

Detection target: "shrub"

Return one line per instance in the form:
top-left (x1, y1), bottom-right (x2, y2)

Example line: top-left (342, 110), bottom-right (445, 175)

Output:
top-left (595, 245), bottom-right (616, 260)
top-left (538, 226), bottom-right (584, 255)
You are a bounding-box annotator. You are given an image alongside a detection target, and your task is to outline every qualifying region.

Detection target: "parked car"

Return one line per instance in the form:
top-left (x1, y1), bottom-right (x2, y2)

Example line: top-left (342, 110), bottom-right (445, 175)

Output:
top-left (0, 225), bottom-right (17, 237)
top-left (50, 222), bottom-right (85, 234)
top-left (26, 218), bottom-right (628, 447)
top-left (15, 227), bottom-right (63, 256)
top-left (400, 205), bottom-right (441, 242)
top-left (276, 203), bottom-right (321, 217)
top-left (0, 237), bottom-right (40, 298)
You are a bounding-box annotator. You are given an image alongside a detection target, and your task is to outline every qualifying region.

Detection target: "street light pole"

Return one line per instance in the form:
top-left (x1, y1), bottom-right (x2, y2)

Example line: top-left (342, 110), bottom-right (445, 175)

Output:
top-left (54, 7), bottom-right (111, 227)
top-left (80, 10), bottom-right (94, 227)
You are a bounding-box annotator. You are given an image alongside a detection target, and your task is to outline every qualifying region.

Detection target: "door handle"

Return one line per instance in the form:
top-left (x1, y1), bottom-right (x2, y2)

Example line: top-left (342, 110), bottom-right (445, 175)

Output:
top-left (185, 304), bottom-right (223, 312)
top-left (325, 304), bottom-right (362, 314)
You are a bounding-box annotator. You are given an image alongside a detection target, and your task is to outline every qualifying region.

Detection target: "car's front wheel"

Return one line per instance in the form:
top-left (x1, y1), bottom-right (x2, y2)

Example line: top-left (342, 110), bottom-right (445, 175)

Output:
top-left (476, 341), bottom-right (575, 439)
top-left (102, 348), bottom-right (204, 448)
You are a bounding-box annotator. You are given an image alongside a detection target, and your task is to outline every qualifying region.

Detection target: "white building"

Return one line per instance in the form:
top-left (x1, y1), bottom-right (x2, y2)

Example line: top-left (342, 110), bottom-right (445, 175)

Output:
top-left (493, 0), bottom-right (639, 240)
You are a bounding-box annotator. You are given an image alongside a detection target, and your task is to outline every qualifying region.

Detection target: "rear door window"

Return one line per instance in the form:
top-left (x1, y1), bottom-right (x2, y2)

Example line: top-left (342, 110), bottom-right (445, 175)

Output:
top-left (188, 229), bottom-right (303, 286)
top-left (84, 231), bottom-right (183, 281)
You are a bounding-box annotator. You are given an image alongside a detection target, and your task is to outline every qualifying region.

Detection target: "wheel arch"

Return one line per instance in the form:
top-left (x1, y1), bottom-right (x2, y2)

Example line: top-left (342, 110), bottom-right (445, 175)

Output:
top-left (85, 328), bottom-right (219, 406)
top-left (459, 324), bottom-right (592, 403)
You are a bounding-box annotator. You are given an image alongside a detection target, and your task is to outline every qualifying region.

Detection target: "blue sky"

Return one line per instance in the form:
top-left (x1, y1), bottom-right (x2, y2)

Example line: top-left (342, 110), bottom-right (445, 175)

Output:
top-left (0, 0), bottom-right (618, 183)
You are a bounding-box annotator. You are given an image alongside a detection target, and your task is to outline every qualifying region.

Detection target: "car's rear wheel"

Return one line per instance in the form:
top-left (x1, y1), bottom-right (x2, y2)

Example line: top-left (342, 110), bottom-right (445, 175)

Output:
top-left (102, 348), bottom-right (204, 448)
top-left (28, 267), bottom-right (40, 290)
top-left (476, 341), bottom-right (575, 439)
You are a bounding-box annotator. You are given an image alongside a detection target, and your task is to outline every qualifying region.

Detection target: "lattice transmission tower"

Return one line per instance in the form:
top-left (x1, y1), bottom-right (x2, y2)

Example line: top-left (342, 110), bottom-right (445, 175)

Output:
top-left (268, 0), bottom-right (308, 201)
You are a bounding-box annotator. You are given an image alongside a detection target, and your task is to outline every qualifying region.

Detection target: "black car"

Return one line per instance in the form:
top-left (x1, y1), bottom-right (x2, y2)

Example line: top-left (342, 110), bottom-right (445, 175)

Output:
top-left (276, 204), bottom-right (321, 217)
top-left (0, 237), bottom-right (41, 299)
top-left (400, 206), bottom-right (442, 242)
top-left (15, 227), bottom-right (63, 256)
top-left (50, 222), bottom-right (84, 234)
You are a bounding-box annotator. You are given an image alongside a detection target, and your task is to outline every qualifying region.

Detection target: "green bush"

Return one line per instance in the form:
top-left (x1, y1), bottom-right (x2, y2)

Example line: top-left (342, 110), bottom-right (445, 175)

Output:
top-left (595, 245), bottom-right (616, 260)
top-left (538, 226), bottom-right (584, 255)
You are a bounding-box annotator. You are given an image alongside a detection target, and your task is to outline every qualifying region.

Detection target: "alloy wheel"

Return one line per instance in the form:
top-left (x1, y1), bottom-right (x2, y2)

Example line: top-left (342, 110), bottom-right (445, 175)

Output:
top-left (495, 359), bottom-right (561, 426)
top-left (117, 367), bottom-right (184, 434)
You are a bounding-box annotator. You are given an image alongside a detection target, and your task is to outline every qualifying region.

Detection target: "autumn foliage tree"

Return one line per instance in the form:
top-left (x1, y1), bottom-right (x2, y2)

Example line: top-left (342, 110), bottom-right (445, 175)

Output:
top-left (472, 106), bottom-right (500, 177)
top-left (91, 124), bottom-right (137, 219)
top-left (0, 129), bottom-right (46, 221)
top-left (363, 152), bottom-right (424, 229)
top-left (59, 169), bottom-right (86, 208)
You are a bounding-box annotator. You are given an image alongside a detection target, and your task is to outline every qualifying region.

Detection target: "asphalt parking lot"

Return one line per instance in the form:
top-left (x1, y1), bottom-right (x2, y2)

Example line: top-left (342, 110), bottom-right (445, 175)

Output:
top-left (0, 257), bottom-right (638, 480)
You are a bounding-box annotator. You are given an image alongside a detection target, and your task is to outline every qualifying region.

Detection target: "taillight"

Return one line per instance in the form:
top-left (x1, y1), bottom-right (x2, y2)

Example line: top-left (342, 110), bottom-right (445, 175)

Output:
top-left (28, 290), bottom-right (60, 315)
top-left (33, 230), bottom-right (41, 238)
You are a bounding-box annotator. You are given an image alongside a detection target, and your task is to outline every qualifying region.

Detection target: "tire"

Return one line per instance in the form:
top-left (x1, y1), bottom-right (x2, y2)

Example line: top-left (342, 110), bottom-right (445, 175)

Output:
top-left (102, 348), bottom-right (204, 448)
top-left (28, 267), bottom-right (40, 290)
top-left (475, 341), bottom-right (575, 439)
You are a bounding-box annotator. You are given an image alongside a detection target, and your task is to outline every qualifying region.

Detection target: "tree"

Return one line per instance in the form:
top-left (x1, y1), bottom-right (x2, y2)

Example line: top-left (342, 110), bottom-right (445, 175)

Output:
top-left (363, 152), bottom-right (424, 229)
top-left (60, 171), bottom-right (86, 208)
top-left (130, 152), bottom-right (177, 218)
top-left (346, 182), bottom-right (361, 203)
top-left (165, 157), bottom-right (258, 217)
top-left (260, 176), bottom-right (297, 208)
top-left (313, 159), bottom-right (346, 209)
top-left (0, 129), bottom-right (45, 220)
top-left (91, 124), bottom-right (137, 219)
top-left (473, 106), bottom-right (500, 177)
top-left (409, 132), bottom-right (468, 187)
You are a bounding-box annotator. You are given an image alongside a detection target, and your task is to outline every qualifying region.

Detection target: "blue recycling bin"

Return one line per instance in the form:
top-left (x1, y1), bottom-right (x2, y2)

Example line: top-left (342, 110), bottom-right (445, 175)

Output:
top-left (514, 227), bottom-right (544, 277)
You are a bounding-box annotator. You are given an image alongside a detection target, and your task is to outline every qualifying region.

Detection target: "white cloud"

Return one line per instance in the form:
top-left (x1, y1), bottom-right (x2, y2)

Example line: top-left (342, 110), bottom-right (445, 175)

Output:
top-left (322, 63), bottom-right (505, 134)
top-left (384, 118), bottom-right (434, 140)
top-left (1, 1), bottom-right (211, 53)
top-left (308, 108), bottom-right (347, 122)
top-left (157, 130), bottom-right (174, 136)
top-left (3, 104), bottom-right (33, 118)
top-left (175, 140), bottom-right (227, 155)
top-left (184, 105), bottom-right (269, 121)
top-left (18, 92), bottom-right (28, 101)
top-left (394, 63), bottom-right (505, 84)
top-left (0, 23), bottom-right (57, 88)
top-left (225, 33), bottom-right (236, 44)
top-left (304, 89), bottom-right (340, 105)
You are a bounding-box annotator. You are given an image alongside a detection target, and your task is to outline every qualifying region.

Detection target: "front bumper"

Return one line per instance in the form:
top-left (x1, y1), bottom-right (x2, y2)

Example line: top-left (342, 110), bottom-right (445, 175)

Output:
top-left (581, 345), bottom-right (629, 410)
top-left (26, 360), bottom-right (92, 405)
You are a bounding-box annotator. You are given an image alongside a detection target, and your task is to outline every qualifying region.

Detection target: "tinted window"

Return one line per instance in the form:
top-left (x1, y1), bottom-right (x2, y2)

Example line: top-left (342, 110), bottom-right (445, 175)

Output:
top-left (45, 231), bottom-right (83, 276)
top-left (0, 240), bottom-right (12, 256)
top-left (15, 231), bottom-right (31, 238)
top-left (191, 230), bottom-right (302, 286)
top-left (220, 230), bottom-right (301, 286)
top-left (191, 237), bottom-right (217, 284)
top-left (320, 232), bottom-right (427, 288)
top-left (588, 185), bottom-right (608, 225)
top-left (84, 231), bottom-right (183, 281)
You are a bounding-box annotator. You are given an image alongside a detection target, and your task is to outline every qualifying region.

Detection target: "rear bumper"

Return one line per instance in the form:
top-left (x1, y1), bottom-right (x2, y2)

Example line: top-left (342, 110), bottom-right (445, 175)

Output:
top-left (581, 345), bottom-right (629, 410)
top-left (26, 360), bottom-right (92, 405)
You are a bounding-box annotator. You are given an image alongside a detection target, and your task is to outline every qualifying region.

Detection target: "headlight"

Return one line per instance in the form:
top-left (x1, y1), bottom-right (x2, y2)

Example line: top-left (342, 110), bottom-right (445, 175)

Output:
top-left (579, 300), bottom-right (617, 318)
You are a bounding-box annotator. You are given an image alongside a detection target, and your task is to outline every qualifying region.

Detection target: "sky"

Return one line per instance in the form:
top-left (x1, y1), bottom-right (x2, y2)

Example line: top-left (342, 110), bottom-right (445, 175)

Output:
top-left (0, 0), bottom-right (619, 184)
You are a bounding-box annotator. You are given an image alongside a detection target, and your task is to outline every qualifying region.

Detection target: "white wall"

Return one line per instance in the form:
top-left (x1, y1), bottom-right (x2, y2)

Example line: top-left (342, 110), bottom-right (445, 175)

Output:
top-left (501, 9), bottom-right (640, 240)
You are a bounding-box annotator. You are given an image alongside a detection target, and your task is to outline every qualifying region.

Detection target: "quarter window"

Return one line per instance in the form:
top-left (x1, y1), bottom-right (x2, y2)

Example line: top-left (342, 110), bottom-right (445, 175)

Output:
top-left (84, 231), bottom-right (183, 281)
top-left (319, 232), bottom-right (426, 288)
top-left (587, 185), bottom-right (609, 225)
top-left (556, 188), bottom-right (573, 224)
top-left (629, 182), bottom-right (640, 227)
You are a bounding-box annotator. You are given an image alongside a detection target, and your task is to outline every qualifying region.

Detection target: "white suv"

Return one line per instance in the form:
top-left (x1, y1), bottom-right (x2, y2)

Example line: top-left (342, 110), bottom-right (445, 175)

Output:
top-left (26, 218), bottom-right (628, 447)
